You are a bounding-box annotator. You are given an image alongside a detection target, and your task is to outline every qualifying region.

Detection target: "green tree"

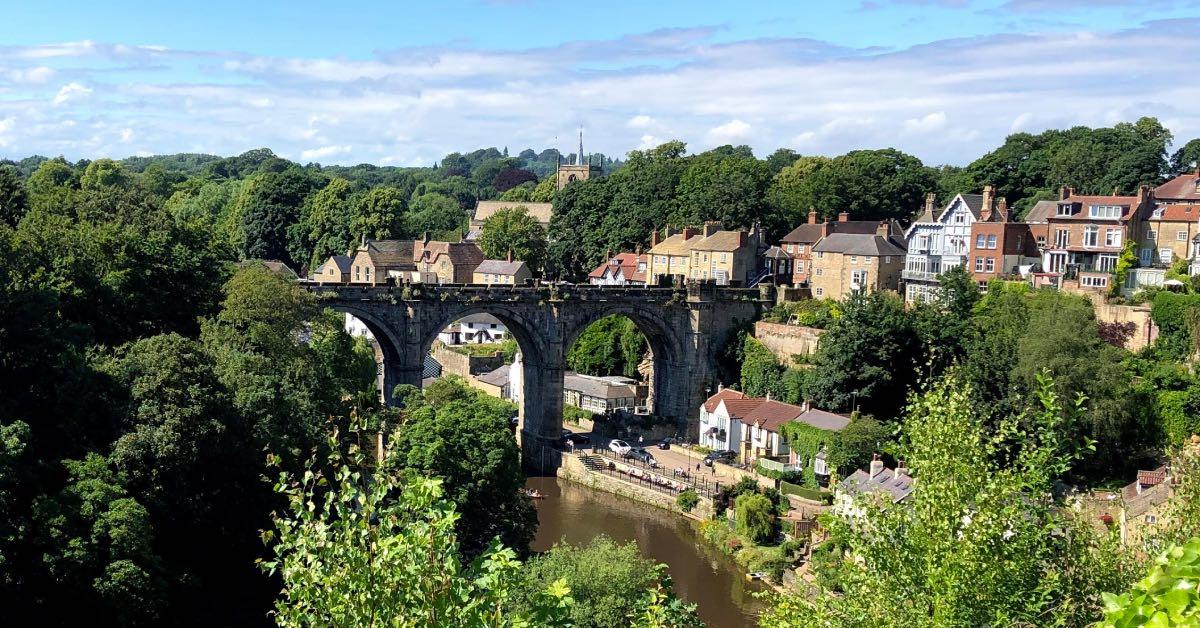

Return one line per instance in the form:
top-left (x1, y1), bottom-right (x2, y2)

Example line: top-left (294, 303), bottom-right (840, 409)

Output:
top-left (735, 493), bottom-right (777, 545)
top-left (350, 184), bottom-right (406, 242)
top-left (676, 147), bottom-right (774, 232)
top-left (762, 373), bottom-right (1131, 627)
top-left (409, 191), bottom-right (466, 239)
top-left (1099, 537), bottom-right (1200, 627)
top-left (289, 177), bottom-right (358, 270)
top-left (25, 158), bottom-right (78, 212)
top-left (509, 535), bottom-right (700, 628)
top-left (385, 379), bottom-right (536, 559)
top-left (263, 427), bottom-right (572, 627)
top-left (0, 164), bottom-right (28, 225)
top-left (236, 168), bottom-right (322, 265)
top-left (567, 315), bottom-right (648, 378)
top-left (478, 206), bottom-right (548, 273)
top-left (81, 158), bottom-right (131, 191)
top-left (740, 336), bottom-right (785, 398)
top-left (1169, 138), bottom-right (1200, 174)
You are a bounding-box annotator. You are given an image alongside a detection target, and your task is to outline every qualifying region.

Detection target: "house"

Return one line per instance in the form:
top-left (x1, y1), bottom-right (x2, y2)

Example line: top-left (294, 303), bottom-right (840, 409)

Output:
top-left (470, 365), bottom-right (510, 399)
top-left (780, 211), bottom-right (887, 285)
top-left (413, 237), bottom-right (485, 284)
top-left (563, 372), bottom-right (640, 414)
top-left (1040, 186), bottom-right (1154, 293)
top-left (968, 197), bottom-right (1041, 289)
top-left (685, 222), bottom-right (764, 285)
top-left (588, 252), bottom-right (649, 286)
top-left (473, 258), bottom-right (532, 285)
top-left (350, 239), bottom-right (417, 285)
top-left (312, 255), bottom-right (351, 283)
top-left (834, 455), bottom-right (914, 517)
top-left (810, 222), bottom-right (906, 300)
top-left (1144, 203), bottom-right (1200, 269)
top-left (761, 246), bottom-right (793, 285)
top-left (903, 189), bottom-right (990, 303)
top-left (1117, 465), bottom-right (1173, 545)
top-left (470, 201), bottom-right (554, 233)
top-left (1154, 167), bottom-right (1200, 203)
top-left (436, 313), bottom-right (508, 345)
top-left (648, 226), bottom-right (703, 284)
top-left (698, 391), bottom-right (851, 466)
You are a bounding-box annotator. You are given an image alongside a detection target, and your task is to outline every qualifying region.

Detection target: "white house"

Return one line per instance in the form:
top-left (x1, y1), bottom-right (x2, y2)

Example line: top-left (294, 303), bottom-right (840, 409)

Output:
top-left (587, 253), bottom-right (648, 286)
top-left (833, 455), bottom-right (914, 519)
top-left (436, 313), bottom-right (508, 345)
top-left (903, 189), bottom-right (991, 303)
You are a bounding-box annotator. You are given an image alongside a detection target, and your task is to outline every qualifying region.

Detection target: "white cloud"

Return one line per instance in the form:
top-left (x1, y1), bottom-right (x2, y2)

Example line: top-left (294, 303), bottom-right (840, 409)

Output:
top-left (119, 128), bottom-right (134, 142)
top-left (300, 145), bottom-right (352, 160)
top-left (1010, 112), bottom-right (1033, 132)
top-left (0, 117), bottom-right (13, 147)
top-left (627, 114), bottom-right (656, 128)
top-left (706, 119), bottom-right (752, 144)
top-left (636, 134), bottom-right (661, 150)
top-left (902, 111), bottom-right (947, 134)
top-left (52, 82), bottom-right (91, 106)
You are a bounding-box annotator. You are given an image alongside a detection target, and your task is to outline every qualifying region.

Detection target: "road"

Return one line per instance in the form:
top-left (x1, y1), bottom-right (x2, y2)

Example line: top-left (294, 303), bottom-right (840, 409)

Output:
top-left (562, 423), bottom-right (751, 486)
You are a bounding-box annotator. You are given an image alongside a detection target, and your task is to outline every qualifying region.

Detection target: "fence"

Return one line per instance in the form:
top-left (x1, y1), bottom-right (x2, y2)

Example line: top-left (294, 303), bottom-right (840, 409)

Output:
top-left (592, 448), bottom-right (722, 497)
top-left (757, 458), bottom-right (801, 474)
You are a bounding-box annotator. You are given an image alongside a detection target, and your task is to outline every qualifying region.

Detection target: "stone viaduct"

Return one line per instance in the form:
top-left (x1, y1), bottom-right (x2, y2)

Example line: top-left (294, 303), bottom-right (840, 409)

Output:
top-left (304, 281), bottom-right (771, 466)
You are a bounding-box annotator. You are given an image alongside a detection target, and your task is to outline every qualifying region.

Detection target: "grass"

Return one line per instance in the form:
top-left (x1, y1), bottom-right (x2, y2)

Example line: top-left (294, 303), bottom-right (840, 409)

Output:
top-left (448, 342), bottom-right (507, 356)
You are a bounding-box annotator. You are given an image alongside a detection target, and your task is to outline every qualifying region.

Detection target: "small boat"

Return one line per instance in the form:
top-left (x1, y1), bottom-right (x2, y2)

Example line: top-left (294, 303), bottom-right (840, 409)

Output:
top-left (521, 488), bottom-right (545, 499)
top-left (745, 572), bottom-right (767, 581)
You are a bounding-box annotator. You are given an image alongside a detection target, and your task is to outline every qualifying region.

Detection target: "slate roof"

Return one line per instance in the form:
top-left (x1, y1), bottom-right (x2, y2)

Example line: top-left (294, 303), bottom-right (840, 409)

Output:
top-left (840, 467), bottom-right (914, 503)
top-left (703, 388), bottom-right (745, 412)
top-left (1155, 171), bottom-right (1200, 202)
top-left (763, 245), bottom-right (791, 260)
top-left (690, 230), bottom-right (750, 252)
top-left (811, 233), bottom-right (907, 256)
top-left (564, 372), bottom-right (637, 400)
top-left (474, 259), bottom-right (528, 276)
top-left (476, 365), bottom-right (510, 388)
top-left (796, 408), bottom-right (852, 431)
top-left (1023, 200), bottom-right (1057, 223)
top-left (742, 399), bottom-right (805, 433)
top-left (324, 255), bottom-right (351, 273)
top-left (472, 201), bottom-right (554, 225)
top-left (1054, 195), bottom-right (1138, 221)
top-left (780, 220), bottom-right (883, 244)
top-left (362, 239), bottom-right (417, 268)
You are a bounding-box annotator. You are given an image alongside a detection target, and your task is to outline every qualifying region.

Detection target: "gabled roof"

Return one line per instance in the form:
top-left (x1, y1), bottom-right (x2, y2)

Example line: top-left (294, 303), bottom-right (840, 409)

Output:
top-left (564, 372), bottom-right (637, 400)
top-left (1053, 195), bottom-right (1138, 221)
top-left (359, 239), bottom-right (417, 268)
top-left (742, 400), bottom-right (805, 433)
top-left (763, 245), bottom-right (791, 260)
top-left (1155, 171), bottom-right (1200, 202)
top-left (588, 253), bottom-right (646, 280)
top-left (691, 230), bottom-right (750, 252)
top-left (458, 313), bottom-right (503, 326)
top-left (1023, 200), bottom-right (1057, 223)
top-left (473, 201), bottom-right (554, 225)
top-left (476, 365), bottom-right (510, 388)
top-left (812, 233), bottom-right (906, 256)
top-left (912, 193), bottom-right (984, 225)
top-left (1149, 203), bottom-right (1200, 222)
top-left (796, 408), bottom-right (852, 431)
top-left (320, 255), bottom-right (351, 273)
top-left (650, 232), bottom-right (702, 256)
top-left (840, 467), bottom-right (914, 504)
top-left (780, 220), bottom-right (885, 244)
top-left (475, 259), bottom-right (528, 276)
top-left (703, 388), bottom-right (745, 412)
top-left (417, 241), bottom-right (485, 269)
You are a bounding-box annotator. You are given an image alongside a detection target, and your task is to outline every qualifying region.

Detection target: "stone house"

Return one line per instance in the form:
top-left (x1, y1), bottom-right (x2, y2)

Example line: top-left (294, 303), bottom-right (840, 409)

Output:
top-left (473, 258), bottom-right (532, 285)
top-left (1144, 203), bottom-right (1200, 269)
top-left (587, 252), bottom-right (648, 285)
top-left (779, 211), bottom-right (885, 285)
top-left (968, 197), bottom-right (1041, 288)
top-left (685, 222), bottom-right (763, 285)
top-left (312, 254), bottom-right (351, 283)
top-left (903, 189), bottom-right (990, 303)
top-left (1039, 186), bottom-right (1154, 293)
top-left (810, 222), bottom-right (906, 300)
top-left (414, 238), bottom-right (485, 284)
top-left (698, 390), bottom-right (850, 466)
top-left (834, 455), bottom-right (914, 518)
top-left (350, 239), bottom-right (417, 286)
top-left (648, 226), bottom-right (703, 284)
top-left (470, 201), bottom-right (554, 232)
top-left (563, 372), bottom-right (639, 414)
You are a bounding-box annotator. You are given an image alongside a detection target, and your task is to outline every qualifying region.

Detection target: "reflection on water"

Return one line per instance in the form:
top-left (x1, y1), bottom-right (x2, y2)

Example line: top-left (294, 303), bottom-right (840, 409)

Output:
top-left (526, 476), bottom-right (766, 628)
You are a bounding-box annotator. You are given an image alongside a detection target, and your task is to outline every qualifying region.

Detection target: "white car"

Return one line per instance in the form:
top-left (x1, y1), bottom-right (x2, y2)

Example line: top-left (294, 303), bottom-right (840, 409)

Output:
top-left (608, 439), bottom-right (632, 456)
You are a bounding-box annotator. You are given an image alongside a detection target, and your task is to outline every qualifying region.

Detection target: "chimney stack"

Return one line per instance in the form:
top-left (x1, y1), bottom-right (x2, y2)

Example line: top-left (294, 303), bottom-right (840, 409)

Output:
top-left (808, 208), bottom-right (818, 225)
top-left (422, 231), bottom-right (431, 245)
top-left (876, 221), bottom-right (890, 238)
top-left (869, 454), bottom-right (884, 479)
top-left (703, 221), bottom-right (720, 237)
top-left (506, 249), bottom-right (513, 263)
top-left (1059, 185), bottom-right (1070, 201)
top-left (894, 459), bottom-right (908, 480)
top-left (682, 226), bottom-right (697, 240)
top-left (1137, 184), bottom-right (1150, 207)
top-left (802, 399), bottom-right (812, 412)
top-left (924, 193), bottom-right (936, 216)
top-left (982, 185), bottom-right (995, 216)
top-left (651, 227), bottom-right (660, 247)
top-left (997, 197), bottom-right (1009, 221)
top-left (838, 212), bottom-right (849, 223)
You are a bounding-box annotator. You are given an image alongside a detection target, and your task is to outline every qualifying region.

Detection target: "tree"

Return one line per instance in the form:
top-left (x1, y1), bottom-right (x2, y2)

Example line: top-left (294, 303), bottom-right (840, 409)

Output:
top-left (762, 373), bottom-right (1131, 627)
top-left (509, 535), bottom-right (700, 628)
top-left (409, 192), bottom-right (466, 239)
top-left (807, 291), bottom-right (920, 419)
top-left (81, 158), bottom-right (131, 191)
top-left (735, 493), bottom-right (777, 545)
top-left (740, 336), bottom-right (785, 398)
top-left (0, 165), bottom-right (28, 225)
top-left (766, 150), bottom-right (936, 224)
top-left (1099, 537), bottom-right (1200, 627)
top-left (263, 426), bottom-right (572, 627)
top-left (567, 315), bottom-right (647, 378)
top-left (494, 168), bottom-right (538, 192)
top-left (912, 264), bottom-right (979, 375)
top-left (25, 158), bottom-right (78, 212)
top-left (236, 168), bottom-right (322, 265)
top-left (349, 184), bottom-right (405, 243)
top-left (478, 206), bottom-right (548, 273)
top-left (385, 379), bottom-right (537, 559)
top-left (290, 177), bottom-right (357, 269)
top-left (676, 147), bottom-right (774, 233)
top-left (1169, 138), bottom-right (1200, 174)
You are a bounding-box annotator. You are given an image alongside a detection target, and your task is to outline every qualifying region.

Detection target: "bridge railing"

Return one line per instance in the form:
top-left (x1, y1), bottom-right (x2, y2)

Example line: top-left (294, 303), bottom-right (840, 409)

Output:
top-left (591, 448), bottom-right (722, 497)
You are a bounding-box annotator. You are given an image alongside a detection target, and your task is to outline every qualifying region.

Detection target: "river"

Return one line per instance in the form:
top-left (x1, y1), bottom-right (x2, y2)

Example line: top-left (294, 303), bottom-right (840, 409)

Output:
top-left (526, 476), bottom-right (767, 627)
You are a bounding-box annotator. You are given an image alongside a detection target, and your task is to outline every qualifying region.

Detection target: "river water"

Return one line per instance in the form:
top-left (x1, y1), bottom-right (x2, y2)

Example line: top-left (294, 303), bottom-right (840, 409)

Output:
top-left (526, 476), bottom-right (767, 627)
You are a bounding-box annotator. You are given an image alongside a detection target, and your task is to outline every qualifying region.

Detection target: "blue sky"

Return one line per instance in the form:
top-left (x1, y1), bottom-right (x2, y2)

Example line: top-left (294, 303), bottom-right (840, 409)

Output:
top-left (2, 0), bottom-right (1199, 166)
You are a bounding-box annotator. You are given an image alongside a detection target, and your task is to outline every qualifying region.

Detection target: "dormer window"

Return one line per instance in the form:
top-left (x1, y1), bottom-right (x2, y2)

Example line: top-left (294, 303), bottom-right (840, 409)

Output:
top-left (1089, 205), bottom-right (1122, 219)
top-left (1056, 203), bottom-right (1073, 217)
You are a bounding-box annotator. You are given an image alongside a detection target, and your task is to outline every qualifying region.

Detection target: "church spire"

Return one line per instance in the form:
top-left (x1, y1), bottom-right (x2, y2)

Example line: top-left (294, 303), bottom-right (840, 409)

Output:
top-left (578, 127), bottom-right (585, 166)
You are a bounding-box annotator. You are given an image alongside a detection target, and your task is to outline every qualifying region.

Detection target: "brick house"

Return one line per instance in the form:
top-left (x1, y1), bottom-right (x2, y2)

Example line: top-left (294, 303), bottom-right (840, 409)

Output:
top-left (1040, 186), bottom-right (1154, 293)
top-left (810, 222), bottom-right (906, 300)
top-left (968, 197), bottom-right (1041, 288)
top-left (588, 252), bottom-right (648, 285)
top-left (779, 211), bottom-right (885, 285)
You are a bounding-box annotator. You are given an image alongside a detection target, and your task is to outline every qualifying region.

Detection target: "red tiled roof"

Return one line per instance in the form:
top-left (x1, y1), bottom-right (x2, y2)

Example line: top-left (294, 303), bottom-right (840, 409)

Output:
top-left (1054, 196), bottom-right (1138, 221)
top-left (703, 388), bottom-right (745, 413)
top-left (742, 399), bottom-right (805, 432)
top-left (1150, 204), bottom-right (1200, 222)
top-left (721, 398), bottom-right (765, 418)
top-left (1155, 171), bottom-right (1200, 202)
top-left (1137, 468), bottom-right (1167, 487)
top-left (587, 252), bottom-right (645, 280)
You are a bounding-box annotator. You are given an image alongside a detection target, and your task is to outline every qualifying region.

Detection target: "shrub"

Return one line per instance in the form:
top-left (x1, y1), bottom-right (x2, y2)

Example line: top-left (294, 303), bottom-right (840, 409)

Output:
top-left (675, 489), bottom-right (699, 513)
top-left (735, 493), bottom-right (778, 545)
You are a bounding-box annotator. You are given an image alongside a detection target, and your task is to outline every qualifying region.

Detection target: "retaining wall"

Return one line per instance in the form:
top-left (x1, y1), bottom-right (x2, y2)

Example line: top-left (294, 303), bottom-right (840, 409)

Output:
top-left (753, 321), bottom-right (823, 365)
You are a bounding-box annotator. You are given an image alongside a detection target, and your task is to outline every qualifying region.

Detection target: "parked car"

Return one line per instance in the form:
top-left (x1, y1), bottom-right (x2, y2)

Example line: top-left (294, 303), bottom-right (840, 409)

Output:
top-left (703, 450), bottom-right (737, 466)
top-left (561, 429), bottom-right (590, 446)
top-left (624, 447), bottom-right (658, 467)
top-left (656, 437), bottom-right (679, 450)
top-left (608, 439), bottom-right (632, 456)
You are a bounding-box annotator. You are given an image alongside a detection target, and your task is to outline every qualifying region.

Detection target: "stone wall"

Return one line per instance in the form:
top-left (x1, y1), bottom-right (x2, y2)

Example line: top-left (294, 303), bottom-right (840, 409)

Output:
top-left (431, 342), bottom-right (506, 378)
top-left (1085, 292), bottom-right (1159, 352)
top-left (556, 454), bottom-right (714, 521)
top-left (754, 321), bottom-right (824, 365)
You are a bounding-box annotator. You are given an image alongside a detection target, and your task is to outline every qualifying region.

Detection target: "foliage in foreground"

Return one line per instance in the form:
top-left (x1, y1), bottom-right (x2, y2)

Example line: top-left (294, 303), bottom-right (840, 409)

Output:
top-left (1100, 537), bottom-right (1200, 627)
top-left (761, 372), bottom-right (1135, 627)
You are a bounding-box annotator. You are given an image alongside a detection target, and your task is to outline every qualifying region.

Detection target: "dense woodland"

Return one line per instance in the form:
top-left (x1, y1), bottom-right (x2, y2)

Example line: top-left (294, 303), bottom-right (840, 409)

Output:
top-left (1, 119), bottom-right (1200, 625)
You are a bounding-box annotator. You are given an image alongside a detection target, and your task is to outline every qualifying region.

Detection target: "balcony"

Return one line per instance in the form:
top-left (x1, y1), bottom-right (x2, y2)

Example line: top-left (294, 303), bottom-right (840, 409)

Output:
top-left (902, 269), bottom-right (940, 282)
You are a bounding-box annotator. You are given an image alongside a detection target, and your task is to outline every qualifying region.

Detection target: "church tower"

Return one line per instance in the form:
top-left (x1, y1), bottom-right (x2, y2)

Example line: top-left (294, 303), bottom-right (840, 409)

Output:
top-left (555, 127), bottom-right (600, 190)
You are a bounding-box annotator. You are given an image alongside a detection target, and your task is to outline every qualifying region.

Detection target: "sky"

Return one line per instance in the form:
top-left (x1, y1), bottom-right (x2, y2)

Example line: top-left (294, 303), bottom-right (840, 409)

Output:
top-left (1, 0), bottom-right (1199, 167)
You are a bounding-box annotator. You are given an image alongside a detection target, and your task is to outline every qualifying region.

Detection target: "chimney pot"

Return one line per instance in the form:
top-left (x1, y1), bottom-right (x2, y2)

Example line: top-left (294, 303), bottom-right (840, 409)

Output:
top-left (982, 185), bottom-right (995, 215)
top-left (683, 226), bottom-right (697, 240)
top-left (876, 221), bottom-right (890, 238)
top-left (652, 227), bottom-right (660, 247)
top-left (924, 192), bottom-right (936, 215)
top-left (838, 212), bottom-right (849, 223)
top-left (808, 209), bottom-right (818, 225)
top-left (869, 454), bottom-right (884, 479)
top-left (703, 221), bottom-right (719, 237)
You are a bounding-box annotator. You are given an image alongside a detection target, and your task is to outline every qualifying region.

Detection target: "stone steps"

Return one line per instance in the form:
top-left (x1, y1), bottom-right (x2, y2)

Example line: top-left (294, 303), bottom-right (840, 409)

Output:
top-left (579, 454), bottom-right (607, 472)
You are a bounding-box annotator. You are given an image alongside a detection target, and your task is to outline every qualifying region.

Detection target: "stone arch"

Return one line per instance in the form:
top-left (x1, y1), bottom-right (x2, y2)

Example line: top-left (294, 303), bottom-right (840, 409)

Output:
top-left (323, 303), bottom-right (410, 403)
top-left (561, 303), bottom-right (690, 426)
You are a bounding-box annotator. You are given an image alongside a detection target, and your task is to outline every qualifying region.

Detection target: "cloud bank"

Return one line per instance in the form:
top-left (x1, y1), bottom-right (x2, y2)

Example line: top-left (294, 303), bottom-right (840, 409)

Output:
top-left (1, 20), bottom-right (1198, 167)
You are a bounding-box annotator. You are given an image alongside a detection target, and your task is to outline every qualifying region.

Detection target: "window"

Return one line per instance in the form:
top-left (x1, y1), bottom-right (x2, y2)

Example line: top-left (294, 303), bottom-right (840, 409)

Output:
top-left (1160, 249), bottom-right (1174, 264)
top-left (1056, 203), bottom-right (1073, 216)
top-left (720, 253), bottom-right (728, 262)
top-left (816, 252), bottom-right (824, 259)
top-left (354, 266), bottom-right (361, 280)
top-left (985, 258), bottom-right (995, 272)
top-left (883, 256), bottom-right (892, 263)
top-left (365, 267), bottom-right (372, 281)
top-left (850, 255), bottom-right (858, 263)
top-left (1055, 229), bottom-right (1069, 248)
top-left (815, 268), bottom-right (823, 276)
top-left (1036, 235), bottom-right (1046, 247)
top-left (976, 234), bottom-right (986, 248)
top-left (1081, 275), bottom-right (1109, 288)
top-left (1140, 248), bottom-right (1154, 264)
top-left (1083, 225), bottom-right (1099, 247)
top-left (814, 287), bottom-right (823, 296)
top-left (917, 235), bottom-right (929, 251)
top-left (1146, 515), bottom-right (1158, 524)
top-left (797, 245), bottom-right (805, 254)
top-left (1146, 229), bottom-right (1157, 241)
top-left (975, 256), bottom-right (984, 271)
top-left (953, 213), bottom-right (965, 224)
top-left (1088, 205), bottom-right (1122, 219)
top-left (987, 234), bottom-right (997, 249)
top-left (796, 262), bottom-right (804, 272)
top-left (1105, 229), bottom-right (1121, 247)
top-left (1179, 231), bottom-right (1189, 242)
top-left (851, 269), bottom-right (867, 288)
top-left (1098, 255), bottom-right (1117, 272)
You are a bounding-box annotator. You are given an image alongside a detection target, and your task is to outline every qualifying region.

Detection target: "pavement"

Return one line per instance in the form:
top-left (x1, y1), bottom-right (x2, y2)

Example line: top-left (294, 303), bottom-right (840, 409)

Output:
top-left (561, 423), bottom-right (750, 486)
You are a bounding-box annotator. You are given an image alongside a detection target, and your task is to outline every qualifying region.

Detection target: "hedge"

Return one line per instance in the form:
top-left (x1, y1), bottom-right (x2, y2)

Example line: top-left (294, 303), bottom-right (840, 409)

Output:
top-left (781, 481), bottom-right (832, 504)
